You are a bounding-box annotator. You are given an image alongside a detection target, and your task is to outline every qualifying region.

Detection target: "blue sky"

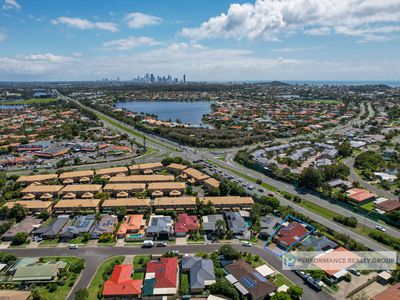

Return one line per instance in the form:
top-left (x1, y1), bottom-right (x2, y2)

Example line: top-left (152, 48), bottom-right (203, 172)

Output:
top-left (0, 0), bottom-right (400, 81)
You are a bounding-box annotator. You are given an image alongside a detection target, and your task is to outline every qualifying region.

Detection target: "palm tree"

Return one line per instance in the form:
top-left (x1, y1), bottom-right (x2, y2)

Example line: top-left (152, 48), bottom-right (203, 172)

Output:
top-left (215, 219), bottom-right (226, 238)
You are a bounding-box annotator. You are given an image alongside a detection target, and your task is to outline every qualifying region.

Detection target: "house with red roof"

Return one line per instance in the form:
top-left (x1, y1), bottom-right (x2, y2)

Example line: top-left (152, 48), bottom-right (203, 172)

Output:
top-left (274, 221), bottom-right (308, 249)
top-left (103, 264), bottom-right (142, 298)
top-left (143, 257), bottom-right (178, 296)
top-left (174, 213), bottom-right (198, 237)
top-left (346, 188), bottom-right (376, 204)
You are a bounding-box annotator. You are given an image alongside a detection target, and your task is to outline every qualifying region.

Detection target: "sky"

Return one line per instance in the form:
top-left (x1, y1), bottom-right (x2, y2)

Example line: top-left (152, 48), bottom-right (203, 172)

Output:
top-left (0, 0), bottom-right (400, 81)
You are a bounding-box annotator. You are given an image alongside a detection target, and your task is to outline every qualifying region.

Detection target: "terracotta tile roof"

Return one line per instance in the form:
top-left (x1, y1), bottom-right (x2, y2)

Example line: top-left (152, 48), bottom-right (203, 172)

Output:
top-left (103, 264), bottom-right (142, 296)
top-left (146, 257), bottom-right (177, 289)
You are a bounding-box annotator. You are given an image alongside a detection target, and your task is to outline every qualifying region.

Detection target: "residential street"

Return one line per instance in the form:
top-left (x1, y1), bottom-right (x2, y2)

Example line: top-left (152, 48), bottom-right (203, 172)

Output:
top-left (3, 244), bottom-right (332, 300)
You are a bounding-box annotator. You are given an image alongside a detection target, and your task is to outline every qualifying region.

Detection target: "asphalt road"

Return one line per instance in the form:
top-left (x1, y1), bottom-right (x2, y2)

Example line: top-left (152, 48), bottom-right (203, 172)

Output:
top-left (344, 156), bottom-right (398, 200)
top-left (55, 93), bottom-right (399, 246)
top-left (3, 244), bottom-right (332, 300)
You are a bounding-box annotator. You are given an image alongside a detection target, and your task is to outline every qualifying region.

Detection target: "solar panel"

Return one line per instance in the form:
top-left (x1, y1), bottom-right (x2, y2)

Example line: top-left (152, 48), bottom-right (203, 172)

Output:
top-left (242, 275), bottom-right (255, 289)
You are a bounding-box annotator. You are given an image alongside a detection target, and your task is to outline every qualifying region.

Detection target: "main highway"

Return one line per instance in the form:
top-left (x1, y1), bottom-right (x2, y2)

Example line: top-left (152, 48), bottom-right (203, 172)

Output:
top-left (54, 91), bottom-right (399, 247)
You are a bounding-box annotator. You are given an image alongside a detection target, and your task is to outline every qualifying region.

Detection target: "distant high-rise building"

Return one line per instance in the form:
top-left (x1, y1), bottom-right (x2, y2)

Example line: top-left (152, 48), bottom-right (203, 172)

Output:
top-left (183, 74), bottom-right (186, 83)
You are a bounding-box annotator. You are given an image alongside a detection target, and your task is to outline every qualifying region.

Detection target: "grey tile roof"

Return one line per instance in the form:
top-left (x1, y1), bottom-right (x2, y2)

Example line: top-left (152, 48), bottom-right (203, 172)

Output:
top-left (225, 212), bottom-right (246, 234)
top-left (182, 256), bottom-right (215, 290)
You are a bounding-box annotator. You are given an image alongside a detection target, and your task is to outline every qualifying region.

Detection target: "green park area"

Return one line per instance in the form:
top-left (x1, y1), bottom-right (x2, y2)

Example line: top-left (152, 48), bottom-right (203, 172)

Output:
top-left (1, 98), bottom-right (58, 105)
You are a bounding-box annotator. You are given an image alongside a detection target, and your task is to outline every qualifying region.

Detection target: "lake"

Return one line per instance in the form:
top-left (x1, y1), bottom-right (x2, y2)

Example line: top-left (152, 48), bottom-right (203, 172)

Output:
top-left (116, 101), bottom-right (211, 126)
top-left (0, 105), bottom-right (26, 109)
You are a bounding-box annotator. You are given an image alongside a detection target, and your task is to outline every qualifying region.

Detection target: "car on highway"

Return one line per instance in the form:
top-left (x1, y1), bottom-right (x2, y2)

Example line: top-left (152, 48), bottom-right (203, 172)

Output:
top-left (242, 241), bottom-right (252, 247)
top-left (375, 225), bottom-right (386, 232)
top-left (69, 244), bottom-right (79, 249)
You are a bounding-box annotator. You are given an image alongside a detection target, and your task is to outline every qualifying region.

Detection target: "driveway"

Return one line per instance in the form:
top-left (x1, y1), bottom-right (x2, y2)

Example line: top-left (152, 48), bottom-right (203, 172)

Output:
top-left (176, 237), bottom-right (187, 245)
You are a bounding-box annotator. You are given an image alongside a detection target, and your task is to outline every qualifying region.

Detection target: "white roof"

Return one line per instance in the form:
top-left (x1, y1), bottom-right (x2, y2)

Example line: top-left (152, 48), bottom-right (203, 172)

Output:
top-left (0, 263), bottom-right (6, 271)
top-left (333, 269), bottom-right (348, 279)
top-left (255, 264), bottom-right (275, 277)
top-left (208, 295), bottom-right (228, 300)
top-left (277, 285), bottom-right (289, 292)
top-left (234, 282), bottom-right (249, 295)
top-left (374, 197), bottom-right (388, 204)
top-left (378, 271), bottom-right (392, 280)
top-left (225, 274), bottom-right (238, 284)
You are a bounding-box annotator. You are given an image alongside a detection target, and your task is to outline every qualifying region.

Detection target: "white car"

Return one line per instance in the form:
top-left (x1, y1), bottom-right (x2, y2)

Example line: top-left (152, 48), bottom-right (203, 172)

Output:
top-left (142, 240), bottom-right (154, 248)
top-left (242, 241), bottom-right (252, 247)
top-left (375, 225), bottom-right (386, 232)
top-left (69, 244), bottom-right (79, 249)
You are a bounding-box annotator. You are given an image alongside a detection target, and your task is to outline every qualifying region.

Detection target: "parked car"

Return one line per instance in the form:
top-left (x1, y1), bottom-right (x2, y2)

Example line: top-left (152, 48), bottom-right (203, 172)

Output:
top-left (295, 270), bottom-right (307, 279)
top-left (142, 240), bottom-right (154, 248)
top-left (349, 268), bottom-right (360, 276)
top-left (375, 225), bottom-right (386, 232)
top-left (306, 275), bottom-right (323, 290)
top-left (156, 242), bottom-right (167, 247)
top-left (242, 241), bottom-right (252, 247)
top-left (258, 188), bottom-right (265, 193)
top-left (69, 244), bottom-right (79, 249)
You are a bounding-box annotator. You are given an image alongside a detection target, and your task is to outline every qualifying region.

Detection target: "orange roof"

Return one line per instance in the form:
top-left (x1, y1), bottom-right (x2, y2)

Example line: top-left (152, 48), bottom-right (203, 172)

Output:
top-left (347, 188), bottom-right (375, 203)
top-left (117, 214), bottom-right (144, 235)
top-left (103, 264), bottom-right (142, 296)
top-left (313, 247), bottom-right (362, 277)
top-left (373, 282), bottom-right (400, 300)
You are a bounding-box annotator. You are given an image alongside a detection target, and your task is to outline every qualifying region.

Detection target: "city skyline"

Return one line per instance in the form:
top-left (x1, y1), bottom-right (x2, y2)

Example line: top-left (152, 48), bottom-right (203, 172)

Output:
top-left (0, 0), bottom-right (400, 81)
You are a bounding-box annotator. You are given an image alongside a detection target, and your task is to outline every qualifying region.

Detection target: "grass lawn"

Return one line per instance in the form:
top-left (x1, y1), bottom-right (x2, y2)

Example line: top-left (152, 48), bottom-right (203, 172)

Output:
top-left (133, 255), bottom-right (151, 269)
top-left (241, 253), bottom-right (265, 268)
top-left (95, 111), bottom-right (178, 152)
top-left (2, 98), bottom-right (58, 105)
top-left (9, 242), bottom-right (29, 248)
top-left (36, 256), bottom-right (84, 300)
top-left (68, 236), bottom-right (89, 245)
top-left (97, 241), bottom-right (116, 246)
top-left (132, 272), bottom-right (145, 280)
top-left (180, 272), bottom-right (189, 295)
top-left (361, 201), bottom-right (375, 211)
top-left (208, 160), bottom-right (277, 192)
top-left (39, 238), bottom-right (60, 247)
top-left (299, 199), bottom-right (342, 220)
top-left (87, 256), bottom-right (125, 300)
top-left (273, 273), bottom-right (295, 287)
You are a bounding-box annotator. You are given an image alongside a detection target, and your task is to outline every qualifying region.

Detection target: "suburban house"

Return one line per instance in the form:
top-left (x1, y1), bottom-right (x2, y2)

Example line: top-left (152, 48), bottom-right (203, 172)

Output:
top-left (60, 215), bottom-right (96, 241)
top-left (95, 167), bottom-right (129, 178)
top-left (58, 170), bottom-right (94, 184)
top-left (4, 201), bottom-right (52, 214)
top-left (375, 199), bottom-right (400, 213)
top-left (225, 212), bottom-right (247, 236)
top-left (274, 221), bottom-right (309, 249)
top-left (16, 174), bottom-right (58, 186)
top-left (53, 199), bottom-right (101, 214)
top-left (203, 178), bottom-right (221, 190)
top-left (225, 260), bottom-right (277, 300)
top-left (91, 215), bottom-right (118, 239)
top-left (146, 215), bottom-right (173, 240)
top-left (183, 168), bottom-right (210, 185)
top-left (12, 259), bottom-right (67, 282)
top-left (203, 196), bottom-right (254, 210)
top-left (21, 184), bottom-right (63, 200)
top-left (313, 247), bottom-right (362, 281)
top-left (103, 183), bottom-right (146, 197)
top-left (129, 162), bottom-right (163, 173)
top-left (167, 163), bottom-right (188, 172)
top-left (102, 264), bottom-right (142, 298)
top-left (34, 215), bottom-right (70, 239)
top-left (1, 216), bottom-right (42, 241)
top-left (201, 214), bottom-right (224, 234)
top-left (117, 214), bottom-right (145, 238)
top-left (147, 182), bottom-right (186, 197)
top-left (346, 188), bottom-right (376, 204)
top-left (153, 197), bottom-right (197, 211)
top-left (181, 256), bottom-right (216, 292)
top-left (101, 198), bottom-right (151, 213)
top-left (143, 257), bottom-right (178, 296)
top-left (259, 215), bottom-right (282, 240)
top-left (174, 213), bottom-right (198, 237)
top-left (108, 174), bottom-right (174, 184)
top-left (300, 235), bottom-right (339, 252)
top-left (59, 184), bottom-right (102, 199)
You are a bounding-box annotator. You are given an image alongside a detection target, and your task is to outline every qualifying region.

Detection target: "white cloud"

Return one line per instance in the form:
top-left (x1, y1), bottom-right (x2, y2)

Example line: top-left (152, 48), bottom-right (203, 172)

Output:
top-left (271, 46), bottom-right (323, 52)
top-left (0, 32), bottom-right (6, 42)
top-left (124, 12), bottom-right (162, 28)
top-left (52, 17), bottom-right (118, 32)
top-left (1, 44), bottom-right (400, 81)
top-left (181, 0), bottom-right (400, 42)
top-left (100, 36), bottom-right (160, 50)
top-left (2, 0), bottom-right (20, 11)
